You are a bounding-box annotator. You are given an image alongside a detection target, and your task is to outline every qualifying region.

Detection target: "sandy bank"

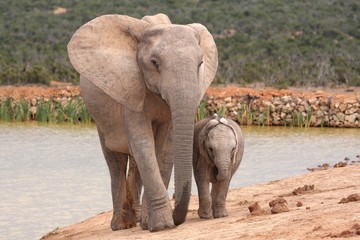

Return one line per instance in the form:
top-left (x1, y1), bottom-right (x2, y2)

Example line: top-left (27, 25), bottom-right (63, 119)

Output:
top-left (42, 164), bottom-right (360, 240)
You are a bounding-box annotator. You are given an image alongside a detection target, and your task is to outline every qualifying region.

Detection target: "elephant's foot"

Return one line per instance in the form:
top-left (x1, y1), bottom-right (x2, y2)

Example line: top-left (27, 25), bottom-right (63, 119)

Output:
top-left (213, 206), bottom-right (228, 218)
top-left (198, 204), bottom-right (212, 219)
top-left (147, 203), bottom-right (174, 232)
top-left (111, 208), bottom-right (137, 230)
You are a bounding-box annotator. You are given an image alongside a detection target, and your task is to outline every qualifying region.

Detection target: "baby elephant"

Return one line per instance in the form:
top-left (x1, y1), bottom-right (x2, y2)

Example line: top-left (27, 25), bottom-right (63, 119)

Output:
top-left (193, 114), bottom-right (244, 219)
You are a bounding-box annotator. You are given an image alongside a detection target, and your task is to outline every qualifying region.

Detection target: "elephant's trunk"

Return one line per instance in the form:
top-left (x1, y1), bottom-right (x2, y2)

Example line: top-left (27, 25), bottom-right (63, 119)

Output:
top-left (168, 87), bottom-right (198, 226)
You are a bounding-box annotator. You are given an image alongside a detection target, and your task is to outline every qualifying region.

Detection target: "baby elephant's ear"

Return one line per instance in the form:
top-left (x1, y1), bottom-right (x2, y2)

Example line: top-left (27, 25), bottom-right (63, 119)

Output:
top-left (68, 15), bottom-right (148, 112)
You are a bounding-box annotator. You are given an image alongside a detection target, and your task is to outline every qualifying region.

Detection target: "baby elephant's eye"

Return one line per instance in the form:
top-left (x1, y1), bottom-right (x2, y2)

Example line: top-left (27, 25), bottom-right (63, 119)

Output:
top-left (209, 147), bottom-right (214, 153)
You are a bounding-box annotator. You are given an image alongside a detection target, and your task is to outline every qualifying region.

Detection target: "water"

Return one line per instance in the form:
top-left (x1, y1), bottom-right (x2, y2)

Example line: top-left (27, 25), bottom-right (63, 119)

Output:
top-left (0, 123), bottom-right (359, 240)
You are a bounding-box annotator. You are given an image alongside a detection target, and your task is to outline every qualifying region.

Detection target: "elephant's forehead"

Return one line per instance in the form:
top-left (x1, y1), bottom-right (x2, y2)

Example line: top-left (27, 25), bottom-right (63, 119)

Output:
top-left (208, 125), bottom-right (235, 141)
top-left (145, 25), bottom-right (198, 45)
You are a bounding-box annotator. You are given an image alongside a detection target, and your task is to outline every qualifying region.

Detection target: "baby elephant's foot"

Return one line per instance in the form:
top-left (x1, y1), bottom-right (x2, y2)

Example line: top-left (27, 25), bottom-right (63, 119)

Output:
top-left (213, 207), bottom-right (228, 218)
top-left (111, 209), bottom-right (137, 230)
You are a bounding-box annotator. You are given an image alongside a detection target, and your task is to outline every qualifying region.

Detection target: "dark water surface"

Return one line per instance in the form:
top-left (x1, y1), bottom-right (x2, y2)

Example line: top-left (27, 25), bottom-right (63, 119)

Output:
top-left (0, 122), bottom-right (359, 240)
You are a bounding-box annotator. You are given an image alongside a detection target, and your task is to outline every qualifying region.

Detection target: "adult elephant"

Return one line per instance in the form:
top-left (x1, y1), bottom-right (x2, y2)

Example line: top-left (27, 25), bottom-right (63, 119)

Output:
top-left (67, 13), bottom-right (218, 232)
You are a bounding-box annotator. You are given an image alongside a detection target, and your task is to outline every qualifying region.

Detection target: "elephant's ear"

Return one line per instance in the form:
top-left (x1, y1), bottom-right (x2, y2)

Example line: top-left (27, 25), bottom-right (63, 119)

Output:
top-left (142, 13), bottom-right (172, 24)
top-left (188, 23), bottom-right (218, 99)
top-left (68, 15), bottom-right (148, 112)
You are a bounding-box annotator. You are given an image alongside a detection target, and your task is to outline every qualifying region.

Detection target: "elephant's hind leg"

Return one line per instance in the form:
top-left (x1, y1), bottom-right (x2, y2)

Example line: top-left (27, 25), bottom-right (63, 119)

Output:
top-left (126, 155), bottom-right (142, 222)
top-left (98, 132), bottom-right (137, 230)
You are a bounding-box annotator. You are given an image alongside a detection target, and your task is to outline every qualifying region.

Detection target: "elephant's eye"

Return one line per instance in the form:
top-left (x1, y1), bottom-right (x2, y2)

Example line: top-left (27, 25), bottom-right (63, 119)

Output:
top-left (198, 60), bottom-right (203, 68)
top-left (209, 147), bottom-right (213, 153)
top-left (151, 59), bottom-right (160, 71)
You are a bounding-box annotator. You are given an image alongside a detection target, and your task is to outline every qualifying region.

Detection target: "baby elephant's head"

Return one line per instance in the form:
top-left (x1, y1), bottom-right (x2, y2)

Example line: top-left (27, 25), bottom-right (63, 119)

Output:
top-left (203, 116), bottom-right (238, 181)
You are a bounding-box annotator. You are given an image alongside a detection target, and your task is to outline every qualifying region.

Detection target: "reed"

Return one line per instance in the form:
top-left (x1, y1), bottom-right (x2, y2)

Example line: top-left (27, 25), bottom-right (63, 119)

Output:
top-left (14, 99), bottom-right (30, 121)
top-left (0, 98), bottom-right (30, 121)
top-left (55, 97), bottom-right (92, 124)
top-left (236, 104), bottom-right (254, 125)
top-left (290, 110), bottom-right (312, 127)
top-left (0, 98), bottom-right (12, 121)
top-left (196, 101), bottom-right (209, 121)
top-left (216, 105), bottom-right (228, 117)
top-left (0, 97), bottom-right (93, 124)
top-left (78, 102), bottom-right (92, 124)
top-left (36, 100), bottom-right (53, 122)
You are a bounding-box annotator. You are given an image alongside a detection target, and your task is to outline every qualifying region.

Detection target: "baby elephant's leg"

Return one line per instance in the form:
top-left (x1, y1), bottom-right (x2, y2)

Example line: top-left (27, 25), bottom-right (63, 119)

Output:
top-left (211, 180), bottom-right (231, 218)
top-left (195, 169), bottom-right (212, 218)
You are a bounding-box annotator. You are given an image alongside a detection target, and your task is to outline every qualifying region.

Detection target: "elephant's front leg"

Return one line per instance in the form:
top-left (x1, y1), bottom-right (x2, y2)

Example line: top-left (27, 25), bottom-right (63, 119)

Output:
top-left (140, 123), bottom-right (173, 230)
top-left (194, 160), bottom-right (212, 219)
top-left (98, 131), bottom-right (136, 230)
top-left (211, 179), bottom-right (231, 218)
top-left (125, 110), bottom-right (174, 232)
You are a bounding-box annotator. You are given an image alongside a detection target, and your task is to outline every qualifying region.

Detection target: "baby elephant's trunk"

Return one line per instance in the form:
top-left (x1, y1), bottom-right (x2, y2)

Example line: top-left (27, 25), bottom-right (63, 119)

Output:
top-left (216, 165), bottom-right (230, 181)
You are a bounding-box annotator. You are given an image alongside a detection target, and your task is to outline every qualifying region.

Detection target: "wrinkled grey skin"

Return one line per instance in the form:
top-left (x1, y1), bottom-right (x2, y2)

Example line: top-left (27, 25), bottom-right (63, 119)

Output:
top-left (67, 13), bottom-right (218, 232)
top-left (126, 156), bottom-right (142, 222)
top-left (193, 114), bottom-right (244, 219)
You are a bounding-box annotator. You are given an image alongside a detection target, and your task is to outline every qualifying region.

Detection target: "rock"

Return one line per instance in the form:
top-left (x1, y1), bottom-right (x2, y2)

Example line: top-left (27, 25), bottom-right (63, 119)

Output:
top-left (345, 114), bottom-right (357, 123)
top-left (269, 197), bottom-right (287, 207)
top-left (292, 184), bottom-right (315, 195)
top-left (248, 202), bottom-right (267, 216)
top-left (224, 97), bottom-right (232, 103)
top-left (339, 193), bottom-right (360, 203)
top-left (334, 162), bottom-right (347, 168)
top-left (271, 203), bottom-right (290, 214)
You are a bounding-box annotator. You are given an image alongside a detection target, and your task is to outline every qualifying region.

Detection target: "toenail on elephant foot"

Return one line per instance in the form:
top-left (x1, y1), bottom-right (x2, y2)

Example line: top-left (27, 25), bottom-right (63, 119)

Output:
top-left (213, 208), bottom-right (228, 218)
top-left (198, 208), bottom-right (212, 219)
top-left (147, 207), bottom-right (174, 232)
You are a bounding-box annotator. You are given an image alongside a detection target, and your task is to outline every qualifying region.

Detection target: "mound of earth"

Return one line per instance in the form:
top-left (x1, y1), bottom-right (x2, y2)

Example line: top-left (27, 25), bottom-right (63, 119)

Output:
top-left (42, 165), bottom-right (360, 240)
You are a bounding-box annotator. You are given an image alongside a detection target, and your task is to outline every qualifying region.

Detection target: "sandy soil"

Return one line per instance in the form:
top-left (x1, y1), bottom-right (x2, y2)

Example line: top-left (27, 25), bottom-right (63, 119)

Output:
top-left (41, 164), bottom-right (360, 240)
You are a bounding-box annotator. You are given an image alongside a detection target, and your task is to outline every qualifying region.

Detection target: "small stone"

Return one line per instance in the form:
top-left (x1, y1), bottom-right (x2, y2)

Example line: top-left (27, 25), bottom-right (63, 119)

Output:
top-left (334, 162), bottom-right (347, 168)
top-left (339, 193), bottom-right (360, 204)
top-left (269, 197), bottom-right (287, 207)
top-left (224, 97), bottom-right (232, 103)
top-left (292, 185), bottom-right (315, 195)
top-left (248, 202), bottom-right (267, 216)
top-left (271, 203), bottom-right (289, 214)
top-left (347, 193), bottom-right (360, 202)
top-left (296, 201), bottom-right (303, 207)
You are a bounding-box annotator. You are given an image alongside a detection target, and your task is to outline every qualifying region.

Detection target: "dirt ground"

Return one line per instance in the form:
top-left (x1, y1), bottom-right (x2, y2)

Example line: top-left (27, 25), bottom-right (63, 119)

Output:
top-left (41, 164), bottom-right (360, 240)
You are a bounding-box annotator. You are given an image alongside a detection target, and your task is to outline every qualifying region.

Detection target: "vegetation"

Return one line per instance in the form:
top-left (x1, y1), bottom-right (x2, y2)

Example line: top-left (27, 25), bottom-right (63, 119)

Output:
top-left (0, 0), bottom-right (359, 87)
top-left (0, 97), bottom-right (92, 123)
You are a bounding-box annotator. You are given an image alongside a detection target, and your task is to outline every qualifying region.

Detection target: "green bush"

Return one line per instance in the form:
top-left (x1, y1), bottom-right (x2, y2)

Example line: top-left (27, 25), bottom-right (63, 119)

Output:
top-left (0, 0), bottom-right (359, 87)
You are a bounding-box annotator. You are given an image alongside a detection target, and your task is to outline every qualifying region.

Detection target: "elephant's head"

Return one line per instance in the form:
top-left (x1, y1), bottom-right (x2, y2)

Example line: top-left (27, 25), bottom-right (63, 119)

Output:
top-left (200, 115), bottom-right (238, 181)
top-left (67, 14), bottom-right (218, 225)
